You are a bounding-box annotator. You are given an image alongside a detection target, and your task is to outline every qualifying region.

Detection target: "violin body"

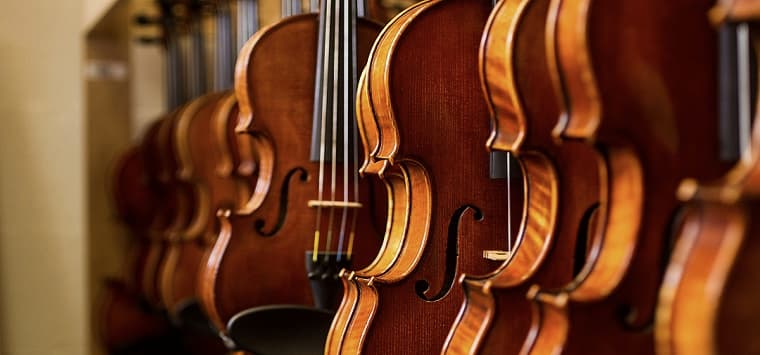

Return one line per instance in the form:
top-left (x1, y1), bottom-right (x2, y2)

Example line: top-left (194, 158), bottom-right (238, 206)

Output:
top-left (326, 0), bottom-right (525, 353)
top-left (112, 146), bottom-right (159, 296)
top-left (155, 96), bottom-right (216, 314)
top-left (100, 147), bottom-right (172, 351)
top-left (656, 201), bottom-right (760, 355)
top-left (199, 12), bottom-right (384, 333)
top-left (655, 6), bottom-right (760, 353)
top-left (443, 0), bottom-right (602, 352)
top-left (525, 0), bottom-right (734, 353)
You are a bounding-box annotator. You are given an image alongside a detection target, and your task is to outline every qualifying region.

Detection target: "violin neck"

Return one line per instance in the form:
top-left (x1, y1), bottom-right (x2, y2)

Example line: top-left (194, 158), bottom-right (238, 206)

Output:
top-left (159, 1), bottom-right (184, 110)
top-left (236, 0), bottom-right (260, 51)
top-left (184, 1), bottom-right (208, 99)
top-left (718, 22), bottom-right (755, 161)
top-left (310, 0), bottom-right (359, 162)
top-left (213, 1), bottom-right (235, 91)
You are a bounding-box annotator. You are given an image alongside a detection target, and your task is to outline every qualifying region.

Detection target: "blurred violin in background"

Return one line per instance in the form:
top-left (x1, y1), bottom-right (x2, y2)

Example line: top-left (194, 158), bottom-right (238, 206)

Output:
top-left (524, 0), bottom-right (735, 352)
top-left (656, 1), bottom-right (760, 354)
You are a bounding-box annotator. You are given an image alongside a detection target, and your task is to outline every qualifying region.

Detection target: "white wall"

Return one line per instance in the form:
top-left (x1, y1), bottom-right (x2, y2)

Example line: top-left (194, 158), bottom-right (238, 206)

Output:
top-left (0, 1), bottom-right (88, 354)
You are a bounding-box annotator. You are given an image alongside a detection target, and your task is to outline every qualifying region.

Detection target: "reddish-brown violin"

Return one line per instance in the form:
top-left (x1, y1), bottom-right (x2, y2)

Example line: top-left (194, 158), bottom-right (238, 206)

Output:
top-left (99, 147), bottom-right (172, 352)
top-left (199, 1), bottom-right (384, 350)
top-left (325, 0), bottom-right (535, 353)
top-left (523, 0), bottom-right (735, 352)
top-left (656, 1), bottom-right (760, 354)
top-left (442, 0), bottom-right (602, 352)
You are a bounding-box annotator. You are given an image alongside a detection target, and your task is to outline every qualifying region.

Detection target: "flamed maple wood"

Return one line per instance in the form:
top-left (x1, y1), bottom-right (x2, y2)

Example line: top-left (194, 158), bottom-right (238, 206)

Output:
top-left (442, 0), bottom-right (601, 352)
top-left (197, 11), bottom-right (385, 337)
top-left (524, 0), bottom-right (734, 353)
top-left (655, 3), bottom-right (760, 353)
top-left (326, 0), bottom-right (524, 353)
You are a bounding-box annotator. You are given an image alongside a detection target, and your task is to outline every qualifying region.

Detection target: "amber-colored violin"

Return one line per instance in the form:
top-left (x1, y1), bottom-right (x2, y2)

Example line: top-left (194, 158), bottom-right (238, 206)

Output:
top-left (199, 1), bottom-right (384, 351)
top-left (442, 0), bottom-right (602, 352)
top-left (656, 2), bottom-right (760, 354)
top-left (523, 0), bottom-right (735, 353)
top-left (325, 0), bottom-right (531, 353)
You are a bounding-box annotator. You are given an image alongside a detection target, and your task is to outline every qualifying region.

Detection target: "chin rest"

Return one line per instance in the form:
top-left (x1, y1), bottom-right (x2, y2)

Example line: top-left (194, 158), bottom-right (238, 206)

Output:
top-left (227, 304), bottom-right (335, 355)
top-left (174, 299), bottom-right (218, 336)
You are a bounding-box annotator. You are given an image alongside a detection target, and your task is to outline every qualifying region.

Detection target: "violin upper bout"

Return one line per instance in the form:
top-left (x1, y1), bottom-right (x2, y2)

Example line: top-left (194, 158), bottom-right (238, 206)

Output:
top-left (545, 0), bottom-right (601, 140)
top-left (360, 2), bottom-right (435, 166)
top-left (212, 92), bottom-right (238, 177)
top-left (482, 0), bottom-right (529, 152)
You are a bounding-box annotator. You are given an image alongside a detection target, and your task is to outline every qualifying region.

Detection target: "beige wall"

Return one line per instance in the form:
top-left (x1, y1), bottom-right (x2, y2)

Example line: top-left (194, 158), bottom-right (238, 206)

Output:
top-left (84, 0), bottom-right (119, 33)
top-left (0, 1), bottom-right (88, 354)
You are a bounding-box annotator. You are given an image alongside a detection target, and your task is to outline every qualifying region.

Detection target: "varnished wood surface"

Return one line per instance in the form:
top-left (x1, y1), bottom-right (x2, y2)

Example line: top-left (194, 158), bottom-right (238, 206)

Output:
top-left (327, 0), bottom-right (522, 353)
top-left (524, 0), bottom-right (735, 353)
top-left (655, 7), bottom-right (760, 354)
top-left (100, 147), bottom-right (172, 351)
top-left (443, 0), bottom-right (601, 352)
top-left (198, 13), bottom-right (385, 335)
top-left (142, 117), bottom-right (182, 309)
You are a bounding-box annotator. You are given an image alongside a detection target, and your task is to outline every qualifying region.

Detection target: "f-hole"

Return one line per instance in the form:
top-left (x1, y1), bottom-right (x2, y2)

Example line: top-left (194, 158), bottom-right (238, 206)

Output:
top-left (573, 203), bottom-right (600, 277)
top-left (616, 207), bottom-right (687, 333)
top-left (253, 167), bottom-right (309, 237)
top-left (415, 205), bottom-right (484, 302)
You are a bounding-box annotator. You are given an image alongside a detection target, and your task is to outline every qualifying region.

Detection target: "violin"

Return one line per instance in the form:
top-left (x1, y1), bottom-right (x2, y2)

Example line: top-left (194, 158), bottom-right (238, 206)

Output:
top-left (199, 0), bottom-right (384, 347)
top-left (165, 0), bottom-right (259, 322)
top-left (142, 116), bottom-right (189, 310)
top-left (100, 147), bottom-right (172, 352)
top-left (156, 0), bottom-right (233, 319)
top-left (325, 0), bottom-right (531, 353)
top-left (524, 0), bottom-right (735, 353)
top-left (112, 146), bottom-right (158, 298)
top-left (656, 2), bottom-right (760, 354)
top-left (442, 0), bottom-right (602, 352)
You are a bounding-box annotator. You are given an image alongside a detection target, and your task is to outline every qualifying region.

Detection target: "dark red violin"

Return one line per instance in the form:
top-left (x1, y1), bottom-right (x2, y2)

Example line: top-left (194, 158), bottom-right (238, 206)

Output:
top-left (99, 147), bottom-right (172, 353)
top-left (199, 1), bottom-right (385, 352)
top-left (442, 0), bottom-right (601, 352)
top-left (656, 2), bottom-right (760, 354)
top-left (326, 0), bottom-right (537, 353)
top-left (524, 0), bottom-right (736, 353)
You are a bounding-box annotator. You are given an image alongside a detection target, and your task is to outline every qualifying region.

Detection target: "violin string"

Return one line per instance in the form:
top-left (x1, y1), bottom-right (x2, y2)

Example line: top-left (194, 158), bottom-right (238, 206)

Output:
top-left (236, 0), bottom-right (244, 51)
top-left (313, 0), bottom-right (332, 262)
top-left (738, 23), bottom-right (751, 154)
top-left (507, 152), bottom-right (512, 253)
top-left (347, 0), bottom-right (359, 261)
top-left (325, 0), bottom-right (343, 262)
top-left (337, 0), bottom-right (351, 262)
top-left (244, 0), bottom-right (252, 47)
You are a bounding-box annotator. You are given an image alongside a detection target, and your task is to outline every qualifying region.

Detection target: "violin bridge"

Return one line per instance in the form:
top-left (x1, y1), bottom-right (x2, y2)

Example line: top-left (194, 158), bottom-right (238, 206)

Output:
top-left (307, 200), bottom-right (363, 209)
top-left (483, 250), bottom-right (511, 261)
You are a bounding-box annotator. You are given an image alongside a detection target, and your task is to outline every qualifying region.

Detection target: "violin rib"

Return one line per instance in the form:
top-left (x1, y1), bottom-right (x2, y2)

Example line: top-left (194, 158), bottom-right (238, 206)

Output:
top-left (197, 11), bottom-right (384, 336)
top-left (525, 0), bottom-right (734, 352)
top-left (328, 0), bottom-right (523, 353)
top-left (655, 7), bottom-right (760, 353)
